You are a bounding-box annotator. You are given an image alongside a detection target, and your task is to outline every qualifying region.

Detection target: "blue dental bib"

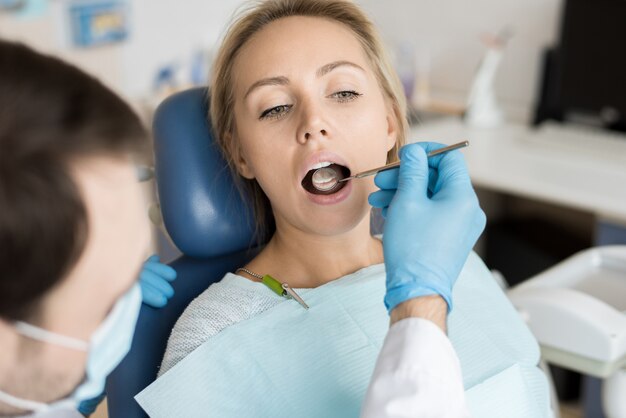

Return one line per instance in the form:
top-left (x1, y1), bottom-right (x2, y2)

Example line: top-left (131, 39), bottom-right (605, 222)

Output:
top-left (137, 252), bottom-right (550, 417)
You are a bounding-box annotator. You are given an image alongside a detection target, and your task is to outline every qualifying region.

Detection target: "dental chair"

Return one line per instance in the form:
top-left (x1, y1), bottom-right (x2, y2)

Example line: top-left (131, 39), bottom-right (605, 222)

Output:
top-left (105, 87), bottom-right (258, 418)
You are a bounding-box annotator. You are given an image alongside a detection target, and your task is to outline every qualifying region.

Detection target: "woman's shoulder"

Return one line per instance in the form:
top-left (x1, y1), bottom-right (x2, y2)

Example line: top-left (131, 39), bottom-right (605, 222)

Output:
top-left (158, 273), bottom-right (281, 376)
top-left (185, 273), bottom-right (282, 324)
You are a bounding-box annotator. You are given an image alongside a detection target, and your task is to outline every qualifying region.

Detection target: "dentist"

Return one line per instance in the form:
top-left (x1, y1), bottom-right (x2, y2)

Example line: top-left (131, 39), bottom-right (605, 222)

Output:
top-left (363, 142), bottom-right (485, 418)
top-left (0, 40), bottom-right (483, 418)
top-left (0, 40), bottom-right (175, 418)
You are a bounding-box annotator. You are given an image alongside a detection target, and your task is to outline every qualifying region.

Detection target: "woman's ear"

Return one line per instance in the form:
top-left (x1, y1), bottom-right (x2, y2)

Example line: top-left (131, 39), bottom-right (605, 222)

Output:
top-left (384, 103), bottom-right (399, 152)
top-left (226, 131), bottom-right (255, 179)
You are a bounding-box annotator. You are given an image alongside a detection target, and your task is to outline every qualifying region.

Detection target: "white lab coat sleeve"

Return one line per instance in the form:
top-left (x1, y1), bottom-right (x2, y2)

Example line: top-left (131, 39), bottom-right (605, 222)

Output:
top-left (361, 318), bottom-right (471, 418)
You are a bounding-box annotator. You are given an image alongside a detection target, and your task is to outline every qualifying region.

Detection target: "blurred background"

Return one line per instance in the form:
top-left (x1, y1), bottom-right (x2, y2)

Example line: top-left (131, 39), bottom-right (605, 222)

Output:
top-left (2, 1), bottom-right (625, 417)
top-left (0, 0), bottom-right (568, 122)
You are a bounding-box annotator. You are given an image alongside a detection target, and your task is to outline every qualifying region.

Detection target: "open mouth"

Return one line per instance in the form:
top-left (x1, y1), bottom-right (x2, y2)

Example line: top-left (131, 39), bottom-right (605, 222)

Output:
top-left (301, 163), bottom-right (351, 195)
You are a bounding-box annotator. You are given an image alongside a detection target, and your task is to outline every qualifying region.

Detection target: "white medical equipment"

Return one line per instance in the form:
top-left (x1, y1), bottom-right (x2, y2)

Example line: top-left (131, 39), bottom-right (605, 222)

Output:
top-left (465, 30), bottom-right (512, 128)
top-left (508, 246), bottom-right (626, 418)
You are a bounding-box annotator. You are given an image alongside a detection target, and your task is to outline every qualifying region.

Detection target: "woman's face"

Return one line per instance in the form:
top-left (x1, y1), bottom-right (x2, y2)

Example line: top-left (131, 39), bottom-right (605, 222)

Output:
top-left (231, 16), bottom-right (397, 236)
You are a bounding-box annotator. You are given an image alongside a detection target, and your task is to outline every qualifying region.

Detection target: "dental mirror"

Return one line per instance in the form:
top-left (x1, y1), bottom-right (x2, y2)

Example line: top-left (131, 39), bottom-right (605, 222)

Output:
top-left (311, 166), bottom-right (341, 191)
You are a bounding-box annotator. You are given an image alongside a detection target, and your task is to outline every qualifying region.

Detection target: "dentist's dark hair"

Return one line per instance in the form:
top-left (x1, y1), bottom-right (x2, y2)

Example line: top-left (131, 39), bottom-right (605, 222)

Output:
top-left (0, 40), bottom-right (148, 321)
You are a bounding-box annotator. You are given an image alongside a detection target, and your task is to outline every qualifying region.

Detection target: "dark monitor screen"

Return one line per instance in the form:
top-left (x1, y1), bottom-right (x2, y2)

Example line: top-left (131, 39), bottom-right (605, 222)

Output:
top-left (558, 0), bottom-right (626, 124)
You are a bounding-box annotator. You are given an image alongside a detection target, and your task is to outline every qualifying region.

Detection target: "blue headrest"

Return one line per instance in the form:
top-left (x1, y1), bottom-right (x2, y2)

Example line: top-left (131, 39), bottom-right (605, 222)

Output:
top-left (152, 87), bottom-right (255, 258)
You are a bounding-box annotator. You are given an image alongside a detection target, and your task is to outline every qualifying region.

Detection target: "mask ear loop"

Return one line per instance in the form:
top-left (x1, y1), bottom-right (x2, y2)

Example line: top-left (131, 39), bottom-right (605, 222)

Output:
top-left (13, 322), bottom-right (89, 351)
top-left (0, 389), bottom-right (51, 413)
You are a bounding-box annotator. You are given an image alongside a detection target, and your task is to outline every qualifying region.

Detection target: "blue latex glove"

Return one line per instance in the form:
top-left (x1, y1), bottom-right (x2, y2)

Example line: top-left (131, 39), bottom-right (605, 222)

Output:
top-left (368, 142), bottom-right (486, 313)
top-left (139, 254), bottom-right (177, 308)
top-left (77, 391), bottom-right (106, 416)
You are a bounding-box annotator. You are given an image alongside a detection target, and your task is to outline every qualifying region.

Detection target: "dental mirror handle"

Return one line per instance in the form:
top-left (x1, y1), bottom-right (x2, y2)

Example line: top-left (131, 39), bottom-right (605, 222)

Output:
top-left (338, 140), bottom-right (469, 182)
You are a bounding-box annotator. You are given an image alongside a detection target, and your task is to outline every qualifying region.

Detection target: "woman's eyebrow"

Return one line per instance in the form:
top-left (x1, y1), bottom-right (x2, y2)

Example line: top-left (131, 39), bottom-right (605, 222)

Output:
top-left (316, 60), bottom-right (365, 77)
top-left (245, 76), bottom-right (289, 99)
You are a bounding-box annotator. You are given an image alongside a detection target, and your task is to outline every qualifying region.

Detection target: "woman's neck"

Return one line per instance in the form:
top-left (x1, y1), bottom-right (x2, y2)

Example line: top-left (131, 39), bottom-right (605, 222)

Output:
top-left (244, 214), bottom-right (383, 288)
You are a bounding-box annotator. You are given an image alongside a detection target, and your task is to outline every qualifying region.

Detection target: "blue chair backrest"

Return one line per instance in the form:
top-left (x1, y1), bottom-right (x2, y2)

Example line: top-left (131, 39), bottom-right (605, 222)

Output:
top-left (105, 87), bottom-right (258, 418)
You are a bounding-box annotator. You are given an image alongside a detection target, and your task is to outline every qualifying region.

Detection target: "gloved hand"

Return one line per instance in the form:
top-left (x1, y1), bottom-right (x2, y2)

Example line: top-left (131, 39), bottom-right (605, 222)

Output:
top-left (77, 391), bottom-right (106, 416)
top-left (139, 254), bottom-right (177, 308)
top-left (368, 142), bottom-right (486, 313)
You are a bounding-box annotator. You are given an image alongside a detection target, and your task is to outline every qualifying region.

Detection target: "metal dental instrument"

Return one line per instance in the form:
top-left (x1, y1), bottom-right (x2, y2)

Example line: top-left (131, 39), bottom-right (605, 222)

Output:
top-left (281, 283), bottom-right (310, 310)
top-left (337, 140), bottom-right (469, 183)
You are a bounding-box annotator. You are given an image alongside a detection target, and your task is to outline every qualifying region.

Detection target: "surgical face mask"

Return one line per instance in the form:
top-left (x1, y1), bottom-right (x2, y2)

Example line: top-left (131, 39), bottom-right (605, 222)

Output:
top-left (0, 283), bottom-right (141, 414)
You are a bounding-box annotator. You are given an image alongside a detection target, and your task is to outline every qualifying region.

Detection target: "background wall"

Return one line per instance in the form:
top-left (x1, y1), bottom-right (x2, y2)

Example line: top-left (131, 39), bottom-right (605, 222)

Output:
top-left (358, 0), bottom-right (563, 122)
top-left (119, 0), bottom-right (244, 98)
top-left (0, 1), bottom-right (246, 105)
top-left (0, 2), bottom-right (125, 96)
top-left (0, 0), bottom-right (565, 123)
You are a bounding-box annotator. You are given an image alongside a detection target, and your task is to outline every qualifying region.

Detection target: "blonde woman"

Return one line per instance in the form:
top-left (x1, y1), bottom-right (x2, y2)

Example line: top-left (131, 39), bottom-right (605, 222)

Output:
top-left (159, 0), bottom-right (409, 377)
top-left (137, 1), bottom-right (549, 417)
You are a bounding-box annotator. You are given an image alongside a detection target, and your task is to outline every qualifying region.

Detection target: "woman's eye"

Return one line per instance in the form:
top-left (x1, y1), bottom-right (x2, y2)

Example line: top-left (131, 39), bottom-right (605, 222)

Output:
top-left (259, 104), bottom-right (292, 120)
top-left (330, 90), bottom-right (362, 102)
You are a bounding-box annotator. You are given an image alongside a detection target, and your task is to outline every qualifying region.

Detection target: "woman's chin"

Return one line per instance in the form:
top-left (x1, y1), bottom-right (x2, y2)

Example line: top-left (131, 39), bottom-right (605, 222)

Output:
top-left (295, 206), bottom-right (372, 237)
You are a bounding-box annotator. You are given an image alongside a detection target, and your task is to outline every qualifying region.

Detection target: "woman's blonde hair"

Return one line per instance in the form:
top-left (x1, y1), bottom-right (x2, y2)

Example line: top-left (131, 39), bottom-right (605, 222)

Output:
top-left (210, 0), bottom-right (408, 245)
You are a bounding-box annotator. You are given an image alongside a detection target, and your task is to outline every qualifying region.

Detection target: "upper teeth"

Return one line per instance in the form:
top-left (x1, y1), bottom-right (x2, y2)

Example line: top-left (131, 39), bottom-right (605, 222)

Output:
top-left (310, 161), bottom-right (333, 170)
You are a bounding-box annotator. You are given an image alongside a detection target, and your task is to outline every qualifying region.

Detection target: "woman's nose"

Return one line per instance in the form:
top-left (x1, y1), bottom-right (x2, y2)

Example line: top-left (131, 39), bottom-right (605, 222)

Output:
top-left (296, 100), bottom-right (329, 144)
top-left (303, 128), bottom-right (328, 142)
